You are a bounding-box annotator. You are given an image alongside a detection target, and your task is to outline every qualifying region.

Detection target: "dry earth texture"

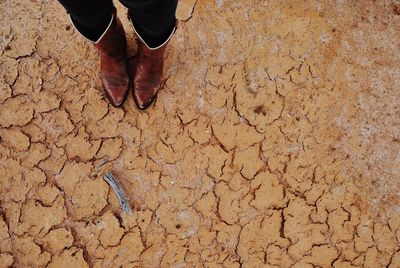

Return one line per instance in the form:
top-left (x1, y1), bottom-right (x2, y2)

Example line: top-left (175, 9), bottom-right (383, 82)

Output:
top-left (0, 0), bottom-right (399, 267)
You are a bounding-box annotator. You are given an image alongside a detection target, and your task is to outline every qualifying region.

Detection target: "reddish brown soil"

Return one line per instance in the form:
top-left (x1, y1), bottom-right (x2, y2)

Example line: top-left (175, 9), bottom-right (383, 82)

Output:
top-left (0, 0), bottom-right (399, 267)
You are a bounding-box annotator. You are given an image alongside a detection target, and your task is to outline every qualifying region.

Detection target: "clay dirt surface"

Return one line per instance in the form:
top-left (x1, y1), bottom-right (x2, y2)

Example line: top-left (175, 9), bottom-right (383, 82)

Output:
top-left (0, 0), bottom-right (399, 267)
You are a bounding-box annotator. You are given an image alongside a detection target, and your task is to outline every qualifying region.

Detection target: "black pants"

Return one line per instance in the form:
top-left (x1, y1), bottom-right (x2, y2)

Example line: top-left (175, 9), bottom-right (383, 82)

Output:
top-left (58, 0), bottom-right (178, 47)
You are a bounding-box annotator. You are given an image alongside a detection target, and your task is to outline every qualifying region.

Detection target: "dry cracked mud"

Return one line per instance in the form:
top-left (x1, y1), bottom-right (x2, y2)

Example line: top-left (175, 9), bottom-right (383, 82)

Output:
top-left (1, 0), bottom-right (399, 267)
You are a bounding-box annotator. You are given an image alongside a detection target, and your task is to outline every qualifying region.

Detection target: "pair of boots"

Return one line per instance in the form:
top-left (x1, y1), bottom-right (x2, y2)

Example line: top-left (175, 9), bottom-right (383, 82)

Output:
top-left (73, 8), bottom-right (175, 110)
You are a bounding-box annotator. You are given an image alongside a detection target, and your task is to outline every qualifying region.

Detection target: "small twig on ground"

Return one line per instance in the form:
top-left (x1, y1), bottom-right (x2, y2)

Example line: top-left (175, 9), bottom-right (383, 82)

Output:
top-left (103, 172), bottom-right (133, 215)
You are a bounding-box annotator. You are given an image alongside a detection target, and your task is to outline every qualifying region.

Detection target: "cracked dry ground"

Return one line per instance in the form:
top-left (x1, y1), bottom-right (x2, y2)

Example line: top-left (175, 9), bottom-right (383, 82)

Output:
top-left (0, 0), bottom-right (399, 267)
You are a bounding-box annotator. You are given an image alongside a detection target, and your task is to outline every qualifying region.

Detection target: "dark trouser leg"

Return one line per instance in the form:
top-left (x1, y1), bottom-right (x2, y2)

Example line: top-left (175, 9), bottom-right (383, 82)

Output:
top-left (57, 0), bottom-right (114, 42)
top-left (120, 0), bottom-right (178, 48)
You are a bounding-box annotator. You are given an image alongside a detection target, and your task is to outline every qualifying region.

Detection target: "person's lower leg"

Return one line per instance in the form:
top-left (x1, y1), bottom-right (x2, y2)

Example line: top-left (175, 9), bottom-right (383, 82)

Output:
top-left (57, 0), bottom-right (113, 42)
top-left (57, 0), bottom-right (130, 107)
top-left (121, 0), bottom-right (178, 109)
top-left (121, 0), bottom-right (178, 48)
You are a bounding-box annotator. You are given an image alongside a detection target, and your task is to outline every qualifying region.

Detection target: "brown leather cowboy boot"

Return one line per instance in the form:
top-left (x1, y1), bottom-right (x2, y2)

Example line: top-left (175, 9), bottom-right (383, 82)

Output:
top-left (70, 9), bottom-right (129, 107)
top-left (132, 39), bottom-right (168, 110)
top-left (128, 10), bottom-right (176, 110)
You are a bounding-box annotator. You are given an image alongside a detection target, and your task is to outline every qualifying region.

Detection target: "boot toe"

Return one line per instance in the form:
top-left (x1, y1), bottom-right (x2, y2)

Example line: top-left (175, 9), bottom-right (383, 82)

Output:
top-left (133, 83), bottom-right (158, 110)
top-left (103, 80), bottom-right (129, 107)
top-left (134, 94), bottom-right (155, 110)
top-left (111, 96), bottom-right (124, 107)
